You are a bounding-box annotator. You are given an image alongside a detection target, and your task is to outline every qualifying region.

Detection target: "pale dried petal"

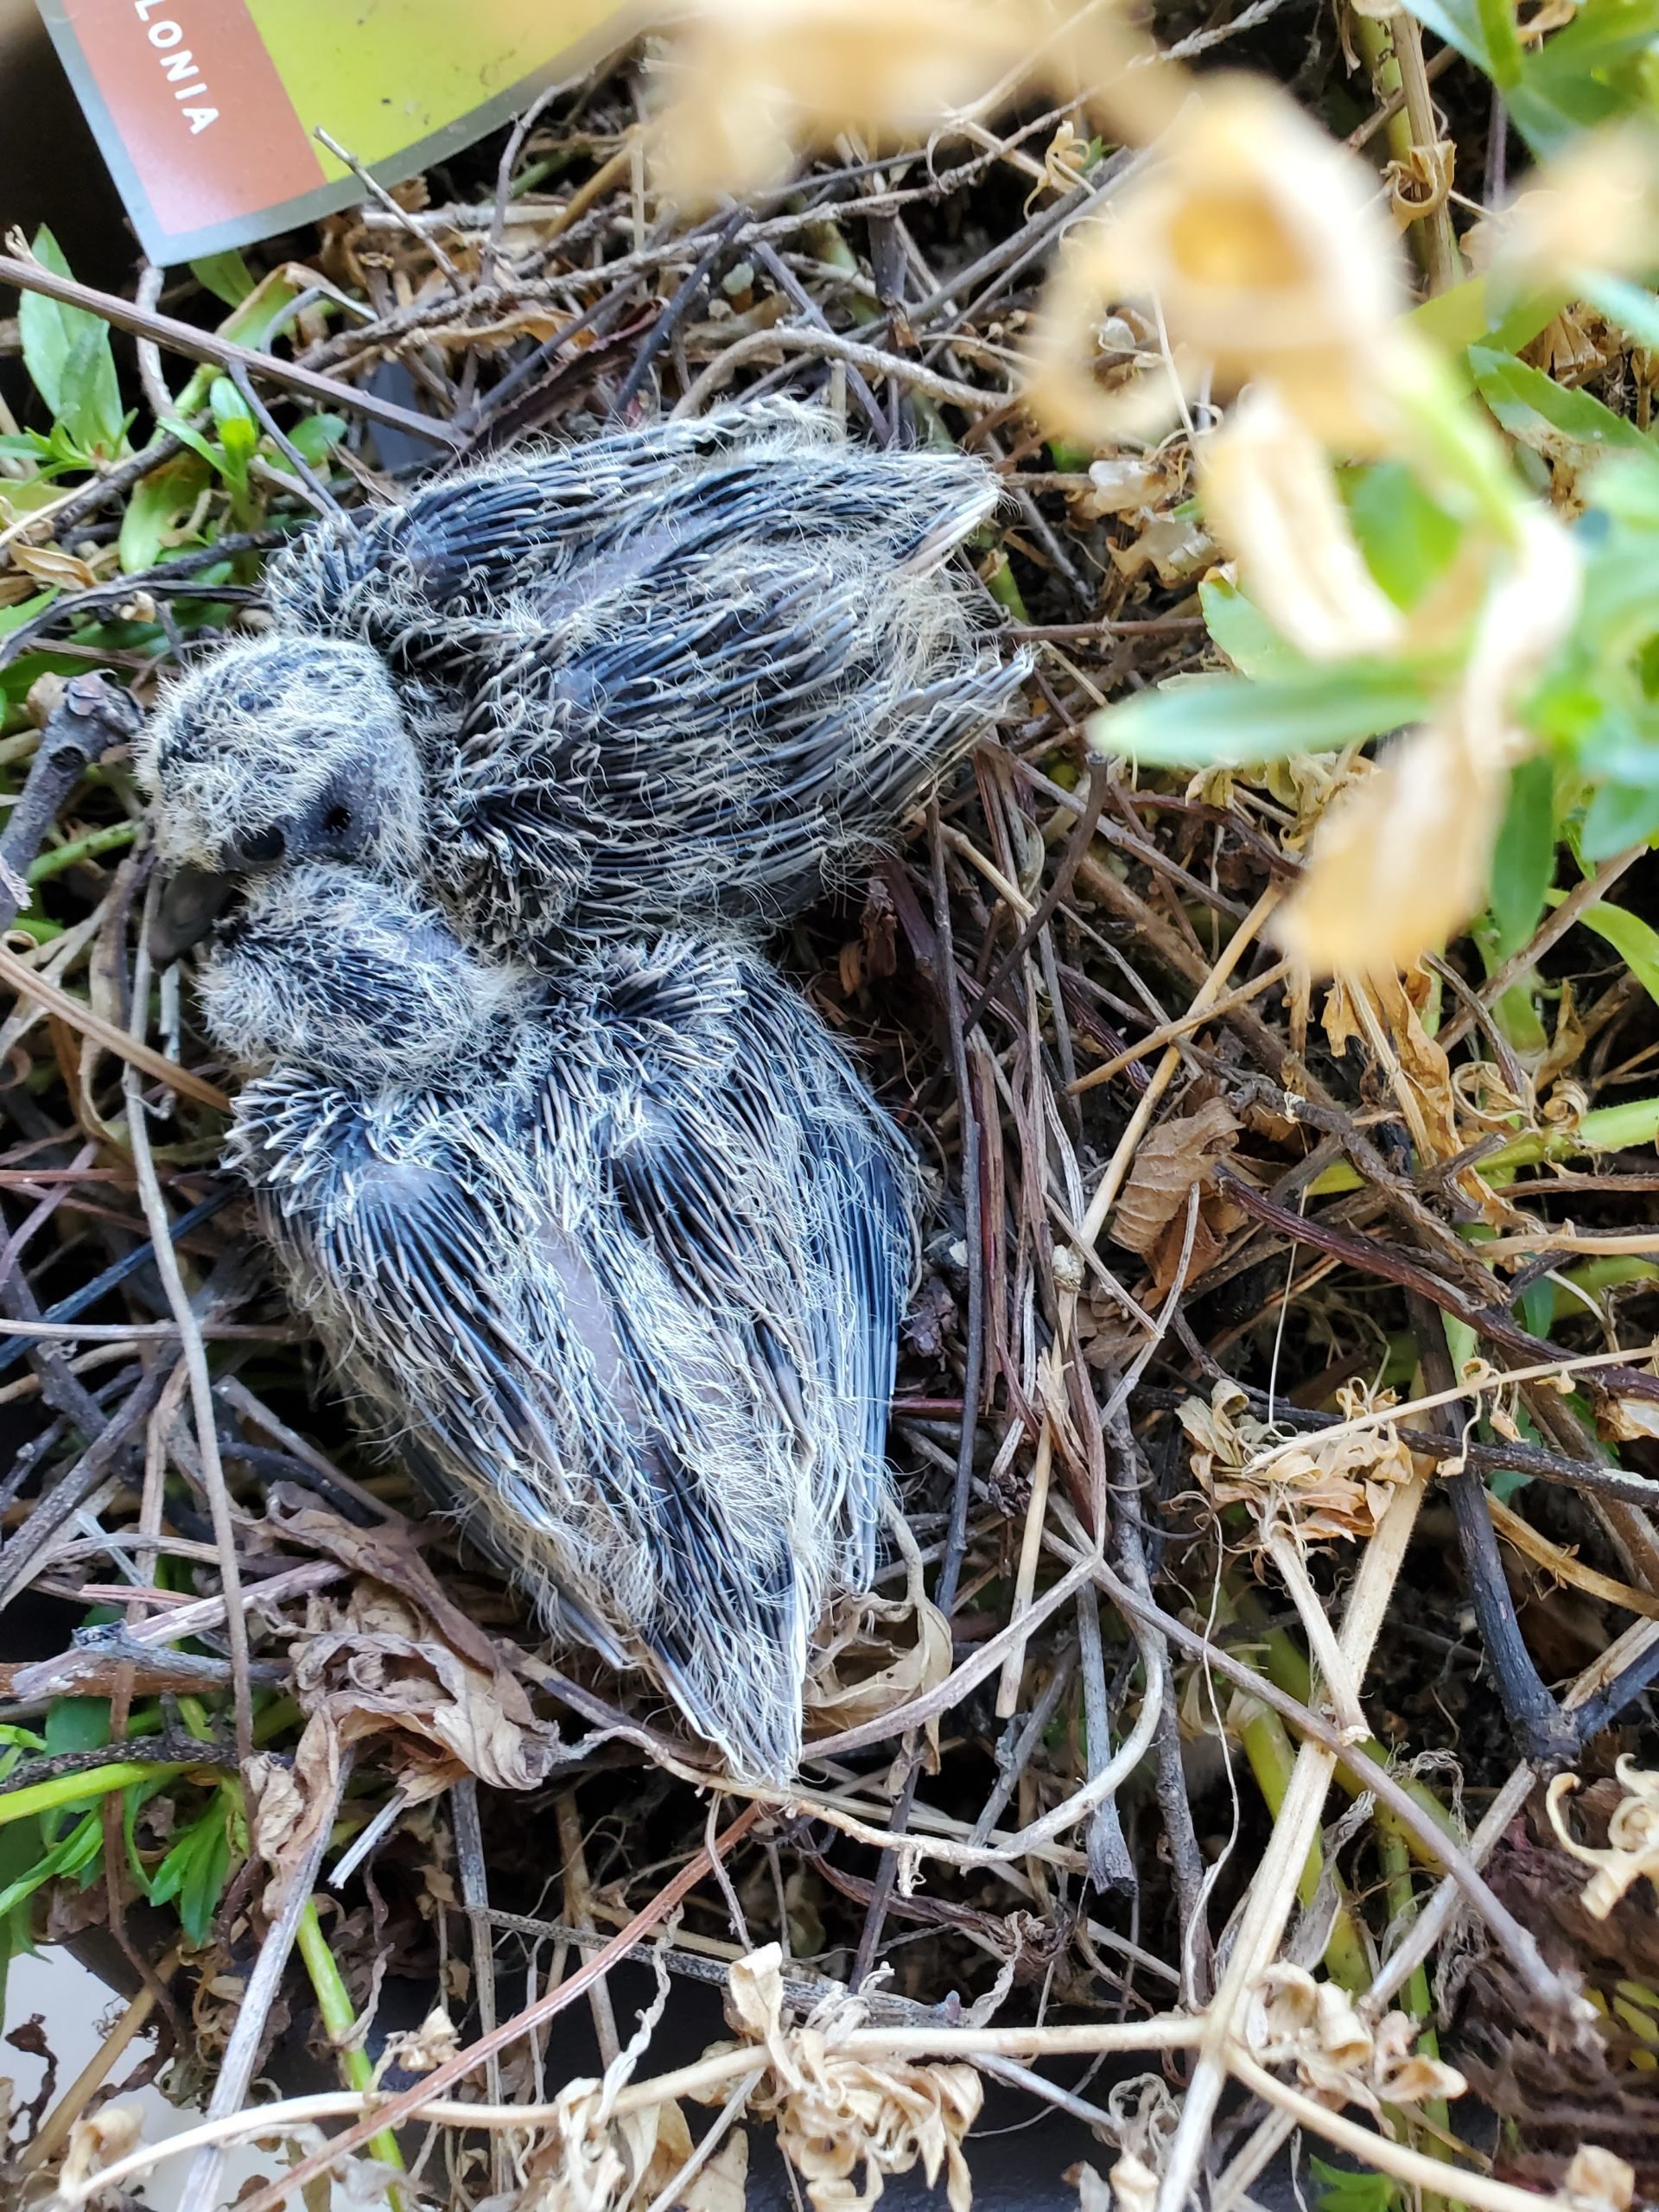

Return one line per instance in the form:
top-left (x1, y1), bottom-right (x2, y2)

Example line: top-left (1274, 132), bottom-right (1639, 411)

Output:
top-left (1109, 2152), bottom-right (1160, 2212)
top-left (1028, 75), bottom-right (1408, 449)
top-left (1489, 124), bottom-right (1659, 289)
top-left (1548, 1758), bottom-right (1659, 1919)
top-left (60, 2101), bottom-right (146, 2194)
top-left (1279, 510), bottom-right (1581, 977)
top-left (655, 0), bottom-right (1032, 203)
top-left (1562, 2146), bottom-right (1637, 2212)
top-left (1199, 390), bottom-right (1404, 660)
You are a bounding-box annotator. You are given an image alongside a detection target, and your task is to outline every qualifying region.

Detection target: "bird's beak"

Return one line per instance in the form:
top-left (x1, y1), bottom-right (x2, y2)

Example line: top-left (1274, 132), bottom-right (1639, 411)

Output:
top-left (150, 866), bottom-right (239, 965)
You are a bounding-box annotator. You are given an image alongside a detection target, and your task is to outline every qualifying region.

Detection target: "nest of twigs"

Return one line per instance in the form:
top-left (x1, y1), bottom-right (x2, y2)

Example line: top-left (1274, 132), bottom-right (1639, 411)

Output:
top-left (3, 22), bottom-right (1659, 2212)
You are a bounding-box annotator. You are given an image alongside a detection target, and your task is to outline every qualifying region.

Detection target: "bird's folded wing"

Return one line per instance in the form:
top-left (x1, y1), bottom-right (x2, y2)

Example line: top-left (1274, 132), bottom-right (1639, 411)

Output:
top-left (264, 402), bottom-right (1004, 667)
top-left (586, 943), bottom-right (912, 1581)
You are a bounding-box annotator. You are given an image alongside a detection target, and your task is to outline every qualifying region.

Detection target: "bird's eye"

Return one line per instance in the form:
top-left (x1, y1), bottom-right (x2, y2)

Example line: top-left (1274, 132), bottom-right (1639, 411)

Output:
top-left (236, 826), bottom-right (286, 868)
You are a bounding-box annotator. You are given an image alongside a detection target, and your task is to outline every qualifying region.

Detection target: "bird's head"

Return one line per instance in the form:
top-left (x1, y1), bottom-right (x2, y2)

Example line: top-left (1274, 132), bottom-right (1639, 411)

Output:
top-left (137, 634), bottom-right (425, 963)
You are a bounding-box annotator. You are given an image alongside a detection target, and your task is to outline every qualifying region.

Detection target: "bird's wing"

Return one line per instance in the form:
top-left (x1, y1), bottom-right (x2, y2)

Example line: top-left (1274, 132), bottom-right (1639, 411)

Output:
top-left (573, 937), bottom-right (913, 1588)
top-left (230, 1023), bottom-right (874, 1783)
top-left (265, 402), bottom-right (1005, 664)
top-left (431, 527), bottom-right (1027, 944)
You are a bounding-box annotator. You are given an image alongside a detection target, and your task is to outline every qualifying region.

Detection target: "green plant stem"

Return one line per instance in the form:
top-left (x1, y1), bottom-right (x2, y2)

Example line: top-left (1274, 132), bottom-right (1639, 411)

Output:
top-left (296, 1899), bottom-right (406, 2189)
top-left (982, 549), bottom-right (1031, 622)
top-left (25, 820), bottom-right (137, 885)
top-left (1378, 1827), bottom-right (1457, 2206)
top-left (1306, 1093), bottom-right (1659, 1196)
top-left (0, 1761), bottom-right (190, 1828)
top-left (1352, 14), bottom-right (1458, 294)
top-left (1236, 1691), bottom-right (1373, 1992)
top-left (1239, 1599), bottom-right (1460, 1866)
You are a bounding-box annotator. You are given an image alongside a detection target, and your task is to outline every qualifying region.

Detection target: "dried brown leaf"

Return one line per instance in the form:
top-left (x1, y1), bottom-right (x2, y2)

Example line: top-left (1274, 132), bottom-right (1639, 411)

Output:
top-left (804, 1541), bottom-right (951, 1758)
top-left (1111, 1097), bottom-right (1238, 1261)
top-left (289, 1581), bottom-right (569, 1801)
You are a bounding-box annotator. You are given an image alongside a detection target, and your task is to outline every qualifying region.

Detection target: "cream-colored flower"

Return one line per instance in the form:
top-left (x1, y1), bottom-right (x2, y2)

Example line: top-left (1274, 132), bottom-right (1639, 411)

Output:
top-left (1277, 507), bottom-right (1581, 976)
top-left (1561, 2146), bottom-right (1637, 2212)
top-left (1486, 124), bottom-right (1659, 292)
top-left (655, 0), bottom-right (1046, 204)
top-left (653, 0), bottom-right (1167, 207)
top-left (1027, 74), bottom-right (1409, 450)
top-left (1199, 388), bottom-right (1405, 659)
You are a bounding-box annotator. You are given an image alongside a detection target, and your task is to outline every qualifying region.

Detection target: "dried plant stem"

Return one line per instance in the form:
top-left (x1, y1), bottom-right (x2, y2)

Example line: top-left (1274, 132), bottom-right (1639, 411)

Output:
top-left (242, 1803), bottom-right (765, 2212)
top-left (124, 892), bottom-right (251, 1771)
top-left (995, 1415), bottom-right (1053, 1716)
top-left (558, 1789), bottom-right (621, 2066)
top-left (1389, 11), bottom-right (1460, 295)
top-left (1365, 1762), bottom-right (1534, 2014)
top-left (1262, 1525), bottom-right (1368, 1741)
top-left (1077, 887), bottom-right (1279, 1250)
top-left (0, 250), bottom-right (460, 448)
top-left (452, 1775), bottom-right (506, 2187)
top-left (671, 324), bottom-right (1003, 418)
top-left (1440, 844), bottom-right (1644, 1048)
top-left (1071, 957), bottom-right (1294, 1094)
top-left (175, 1761), bottom-right (348, 2212)
top-left (0, 940), bottom-right (230, 1112)
top-left (1228, 2050), bottom-right (1560, 2212)
top-left (65, 2017), bottom-right (1205, 2207)
top-left (20, 1946), bottom-right (180, 2175)
top-left (1150, 1459), bottom-right (1428, 2212)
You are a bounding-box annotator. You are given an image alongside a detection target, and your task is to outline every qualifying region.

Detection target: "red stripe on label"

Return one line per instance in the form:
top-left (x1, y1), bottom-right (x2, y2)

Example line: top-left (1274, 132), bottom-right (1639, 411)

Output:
top-left (58, 0), bottom-right (324, 238)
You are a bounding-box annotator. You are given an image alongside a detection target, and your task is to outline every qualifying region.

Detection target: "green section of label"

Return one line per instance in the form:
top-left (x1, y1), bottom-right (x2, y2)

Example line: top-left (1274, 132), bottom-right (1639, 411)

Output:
top-left (242, 0), bottom-right (623, 174)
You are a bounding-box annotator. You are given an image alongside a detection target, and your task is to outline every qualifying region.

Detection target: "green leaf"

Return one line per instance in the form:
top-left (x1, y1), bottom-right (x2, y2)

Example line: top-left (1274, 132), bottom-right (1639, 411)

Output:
top-left (1508, 0), bottom-right (1659, 153)
top-left (118, 452), bottom-right (213, 573)
top-left (17, 228), bottom-right (124, 458)
top-left (1401, 0), bottom-right (1509, 78)
top-left (149, 1797), bottom-right (232, 1946)
top-left (208, 376), bottom-right (255, 433)
top-left (0, 592), bottom-right (54, 639)
top-left (287, 413), bottom-right (346, 467)
top-left (1311, 2157), bottom-right (1402, 2212)
top-left (1581, 776), bottom-right (1659, 856)
top-left (1577, 899), bottom-right (1659, 1003)
top-left (1198, 576), bottom-right (1303, 678)
top-left (156, 414), bottom-right (222, 473)
top-left (1471, 346), bottom-right (1652, 459)
top-left (45, 1698), bottom-right (111, 1756)
top-left (171, 264), bottom-right (302, 421)
top-left (1339, 461), bottom-right (1463, 611)
top-left (1490, 755), bottom-right (1559, 957)
top-left (0, 1808), bottom-right (103, 1918)
top-left (1087, 662), bottom-right (1438, 771)
top-left (1048, 437), bottom-right (1095, 472)
top-left (191, 251), bottom-right (255, 308)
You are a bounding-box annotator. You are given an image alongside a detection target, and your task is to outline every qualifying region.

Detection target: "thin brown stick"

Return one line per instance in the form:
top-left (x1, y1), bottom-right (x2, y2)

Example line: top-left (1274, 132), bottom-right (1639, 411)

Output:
top-left (0, 251), bottom-right (461, 449)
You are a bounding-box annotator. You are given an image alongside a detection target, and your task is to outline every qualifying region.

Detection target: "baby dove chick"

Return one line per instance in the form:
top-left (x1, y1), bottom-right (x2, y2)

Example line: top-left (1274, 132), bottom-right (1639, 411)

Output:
top-left (140, 402), bottom-right (1028, 963)
top-left (200, 862), bottom-right (913, 1782)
